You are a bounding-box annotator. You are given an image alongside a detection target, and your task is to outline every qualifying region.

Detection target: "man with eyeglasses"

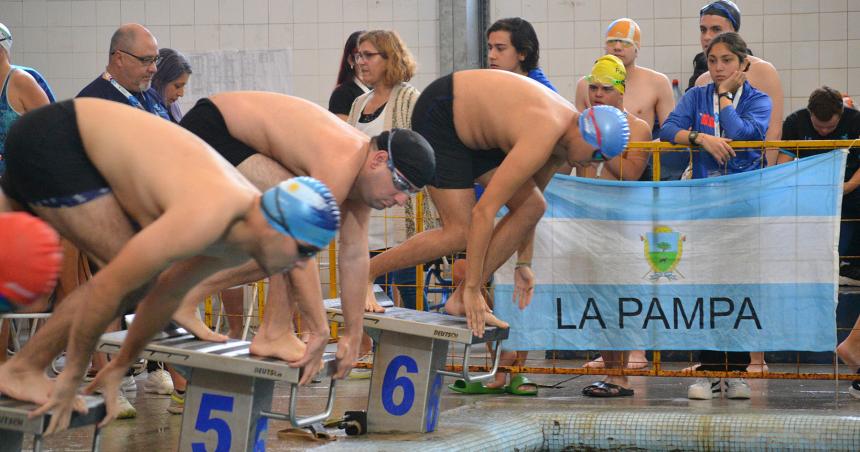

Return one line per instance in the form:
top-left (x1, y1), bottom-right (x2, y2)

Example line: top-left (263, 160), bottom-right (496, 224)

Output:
top-left (75, 22), bottom-right (172, 420)
top-left (0, 98), bottom-right (340, 433)
top-left (171, 91), bottom-right (435, 381)
top-left (367, 69), bottom-right (629, 338)
top-left (77, 23), bottom-right (168, 120)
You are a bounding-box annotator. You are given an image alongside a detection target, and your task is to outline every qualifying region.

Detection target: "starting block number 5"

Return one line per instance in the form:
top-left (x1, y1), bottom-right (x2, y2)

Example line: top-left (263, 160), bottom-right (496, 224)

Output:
top-left (381, 355), bottom-right (442, 432)
top-left (192, 393), bottom-right (268, 452)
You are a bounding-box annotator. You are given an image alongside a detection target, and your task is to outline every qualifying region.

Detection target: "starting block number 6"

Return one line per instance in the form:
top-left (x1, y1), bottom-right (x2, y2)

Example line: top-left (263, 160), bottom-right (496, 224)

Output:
top-left (381, 355), bottom-right (418, 415)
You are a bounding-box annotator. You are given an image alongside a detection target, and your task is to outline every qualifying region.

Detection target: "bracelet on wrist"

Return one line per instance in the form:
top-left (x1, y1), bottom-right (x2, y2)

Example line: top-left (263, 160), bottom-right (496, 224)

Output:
top-left (515, 261), bottom-right (531, 268)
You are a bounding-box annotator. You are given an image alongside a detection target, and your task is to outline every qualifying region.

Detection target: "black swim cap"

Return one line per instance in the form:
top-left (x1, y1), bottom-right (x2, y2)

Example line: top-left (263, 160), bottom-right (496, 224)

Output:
top-left (377, 129), bottom-right (436, 189)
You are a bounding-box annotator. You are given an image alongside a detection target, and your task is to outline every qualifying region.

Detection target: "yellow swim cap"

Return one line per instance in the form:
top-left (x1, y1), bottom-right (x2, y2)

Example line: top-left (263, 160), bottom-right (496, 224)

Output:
top-left (606, 18), bottom-right (641, 49)
top-left (586, 55), bottom-right (626, 94)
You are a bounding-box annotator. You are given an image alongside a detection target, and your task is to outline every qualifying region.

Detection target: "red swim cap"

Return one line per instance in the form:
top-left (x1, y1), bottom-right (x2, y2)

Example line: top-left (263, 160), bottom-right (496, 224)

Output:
top-left (0, 212), bottom-right (62, 305)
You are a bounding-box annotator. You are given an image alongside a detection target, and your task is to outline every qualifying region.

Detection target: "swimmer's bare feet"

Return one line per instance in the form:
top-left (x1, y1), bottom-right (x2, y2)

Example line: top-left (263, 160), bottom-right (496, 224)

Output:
top-left (172, 305), bottom-right (229, 342)
top-left (483, 311), bottom-right (509, 330)
top-left (583, 356), bottom-right (605, 369)
top-left (627, 350), bottom-right (650, 369)
top-left (681, 363), bottom-right (701, 374)
top-left (364, 283), bottom-right (386, 313)
top-left (445, 286), bottom-right (509, 330)
top-left (747, 352), bottom-right (768, 373)
top-left (0, 360), bottom-right (54, 405)
top-left (838, 340), bottom-right (860, 368)
top-left (249, 330), bottom-right (307, 362)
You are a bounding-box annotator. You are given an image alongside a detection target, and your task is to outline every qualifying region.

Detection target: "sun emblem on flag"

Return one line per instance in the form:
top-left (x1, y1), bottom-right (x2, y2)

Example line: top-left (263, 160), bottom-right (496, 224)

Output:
top-left (641, 225), bottom-right (686, 281)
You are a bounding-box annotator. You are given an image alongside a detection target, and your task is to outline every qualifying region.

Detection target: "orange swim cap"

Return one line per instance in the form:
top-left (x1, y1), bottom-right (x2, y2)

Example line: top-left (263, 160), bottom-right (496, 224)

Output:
top-left (0, 212), bottom-right (62, 305)
top-left (606, 18), bottom-right (641, 49)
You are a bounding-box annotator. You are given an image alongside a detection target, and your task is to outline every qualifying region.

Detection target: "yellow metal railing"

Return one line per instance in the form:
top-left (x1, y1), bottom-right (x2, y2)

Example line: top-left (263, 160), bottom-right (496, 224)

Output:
top-left (208, 139), bottom-right (860, 381)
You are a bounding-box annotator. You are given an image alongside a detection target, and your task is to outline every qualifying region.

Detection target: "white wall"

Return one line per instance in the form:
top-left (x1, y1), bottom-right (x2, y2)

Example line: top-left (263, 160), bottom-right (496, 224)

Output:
top-left (2, 0), bottom-right (858, 116)
top-left (0, 0), bottom-right (440, 106)
top-left (491, 0), bottom-right (860, 116)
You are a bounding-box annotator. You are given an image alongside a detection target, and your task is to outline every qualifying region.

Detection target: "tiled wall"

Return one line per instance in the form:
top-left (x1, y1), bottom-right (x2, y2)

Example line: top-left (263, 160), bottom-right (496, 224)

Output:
top-left (2, 0), bottom-right (858, 115)
top-left (0, 0), bottom-right (440, 106)
top-left (491, 0), bottom-right (860, 116)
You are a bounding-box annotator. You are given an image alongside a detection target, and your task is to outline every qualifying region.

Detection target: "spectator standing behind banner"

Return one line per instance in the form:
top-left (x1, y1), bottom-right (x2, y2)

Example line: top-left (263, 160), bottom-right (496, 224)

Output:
top-left (486, 17), bottom-right (556, 92)
top-left (348, 30), bottom-right (432, 314)
top-left (660, 32), bottom-right (770, 400)
top-left (329, 31), bottom-right (369, 121)
top-left (0, 23), bottom-right (51, 177)
top-left (152, 48), bottom-right (192, 123)
top-left (777, 87), bottom-right (860, 285)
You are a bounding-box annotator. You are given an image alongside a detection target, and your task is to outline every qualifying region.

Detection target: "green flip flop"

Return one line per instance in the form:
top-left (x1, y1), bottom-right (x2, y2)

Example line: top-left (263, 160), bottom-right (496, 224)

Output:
top-left (448, 379), bottom-right (505, 394)
top-left (504, 375), bottom-right (538, 396)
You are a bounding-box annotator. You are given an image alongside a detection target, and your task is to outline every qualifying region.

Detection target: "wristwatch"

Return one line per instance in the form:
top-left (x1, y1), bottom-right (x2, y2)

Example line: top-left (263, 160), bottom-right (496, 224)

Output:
top-left (688, 130), bottom-right (700, 145)
top-left (718, 91), bottom-right (735, 101)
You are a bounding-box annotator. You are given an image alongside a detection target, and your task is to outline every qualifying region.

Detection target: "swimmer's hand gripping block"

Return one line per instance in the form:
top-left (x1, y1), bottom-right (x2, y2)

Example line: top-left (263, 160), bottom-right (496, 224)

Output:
top-left (325, 286), bottom-right (508, 383)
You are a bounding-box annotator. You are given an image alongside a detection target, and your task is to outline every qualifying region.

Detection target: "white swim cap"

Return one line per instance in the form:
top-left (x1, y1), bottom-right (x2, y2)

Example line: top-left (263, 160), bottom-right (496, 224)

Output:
top-left (0, 23), bottom-right (11, 55)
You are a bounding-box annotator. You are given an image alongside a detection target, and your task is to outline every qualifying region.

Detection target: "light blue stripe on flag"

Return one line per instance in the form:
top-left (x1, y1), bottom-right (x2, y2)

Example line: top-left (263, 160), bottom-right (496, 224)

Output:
top-left (495, 150), bottom-right (845, 352)
top-left (542, 150), bottom-right (846, 221)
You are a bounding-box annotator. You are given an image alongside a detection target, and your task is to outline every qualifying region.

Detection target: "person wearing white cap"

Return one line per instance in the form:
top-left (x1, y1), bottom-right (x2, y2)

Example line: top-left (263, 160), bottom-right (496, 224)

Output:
top-left (0, 23), bottom-right (51, 177)
top-left (575, 18), bottom-right (674, 150)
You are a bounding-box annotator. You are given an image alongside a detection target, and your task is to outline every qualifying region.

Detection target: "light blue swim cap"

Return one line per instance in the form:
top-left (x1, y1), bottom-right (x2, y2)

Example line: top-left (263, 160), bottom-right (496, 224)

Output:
top-left (578, 105), bottom-right (630, 160)
top-left (261, 177), bottom-right (340, 249)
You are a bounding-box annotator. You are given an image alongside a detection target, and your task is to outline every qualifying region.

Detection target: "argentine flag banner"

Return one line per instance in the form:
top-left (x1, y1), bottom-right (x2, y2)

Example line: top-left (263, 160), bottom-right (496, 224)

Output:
top-left (494, 150), bottom-right (846, 352)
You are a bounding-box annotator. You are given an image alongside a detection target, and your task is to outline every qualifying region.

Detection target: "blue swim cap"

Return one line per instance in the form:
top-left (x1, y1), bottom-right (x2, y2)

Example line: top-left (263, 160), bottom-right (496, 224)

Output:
top-left (578, 105), bottom-right (630, 160)
top-left (261, 177), bottom-right (341, 249)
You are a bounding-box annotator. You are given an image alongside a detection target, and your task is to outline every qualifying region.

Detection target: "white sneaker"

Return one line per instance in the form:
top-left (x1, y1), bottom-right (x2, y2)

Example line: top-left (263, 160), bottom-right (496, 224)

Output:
top-left (115, 394), bottom-right (137, 419)
top-left (688, 378), bottom-right (721, 400)
top-left (144, 369), bottom-right (174, 395)
top-left (725, 378), bottom-right (751, 399)
top-left (121, 375), bottom-right (138, 393)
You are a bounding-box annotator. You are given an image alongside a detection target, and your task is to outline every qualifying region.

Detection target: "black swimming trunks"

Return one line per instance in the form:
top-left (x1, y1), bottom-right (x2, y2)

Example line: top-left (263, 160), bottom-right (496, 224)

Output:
top-left (180, 98), bottom-right (258, 167)
top-left (411, 73), bottom-right (506, 189)
top-left (1, 100), bottom-right (111, 207)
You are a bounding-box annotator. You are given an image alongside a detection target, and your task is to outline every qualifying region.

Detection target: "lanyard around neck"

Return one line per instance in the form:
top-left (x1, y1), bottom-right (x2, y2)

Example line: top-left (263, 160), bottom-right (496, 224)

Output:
top-left (712, 83), bottom-right (743, 138)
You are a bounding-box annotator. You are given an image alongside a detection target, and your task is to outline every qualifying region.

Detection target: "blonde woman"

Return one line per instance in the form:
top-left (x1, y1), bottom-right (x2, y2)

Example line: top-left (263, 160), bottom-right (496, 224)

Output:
top-left (347, 30), bottom-right (437, 315)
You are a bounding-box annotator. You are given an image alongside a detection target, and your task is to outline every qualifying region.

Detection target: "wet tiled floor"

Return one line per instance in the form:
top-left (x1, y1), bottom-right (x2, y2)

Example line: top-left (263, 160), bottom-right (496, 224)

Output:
top-left (14, 360), bottom-right (860, 451)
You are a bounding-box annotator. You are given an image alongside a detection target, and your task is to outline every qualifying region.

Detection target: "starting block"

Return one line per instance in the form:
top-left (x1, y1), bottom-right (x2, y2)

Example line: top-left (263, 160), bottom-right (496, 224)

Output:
top-left (0, 395), bottom-right (105, 452)
top-left (98, 328), bottom-right (337, 452)
top-left (325, 287), bottom-right (508, 433)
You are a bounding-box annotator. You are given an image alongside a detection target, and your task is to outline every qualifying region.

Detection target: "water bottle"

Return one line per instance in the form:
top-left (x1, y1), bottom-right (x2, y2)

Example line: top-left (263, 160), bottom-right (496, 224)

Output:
top-left (672, 79), bottom-right (683, 103)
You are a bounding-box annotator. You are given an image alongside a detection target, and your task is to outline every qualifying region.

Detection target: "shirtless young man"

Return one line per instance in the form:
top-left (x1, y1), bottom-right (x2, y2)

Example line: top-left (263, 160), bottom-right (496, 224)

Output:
top-left (0, 99), bottom-right (340, 433)
top-left (693, 1), bottom-right (783, 168)
top-left (575, 18), bottom-right (674, 139)
top-left (368, 70), bottom-right (630, 337)
top-left (171, 92), bottom-right (435, 379)
top-left (692, 0), bottom-right (781, 373)
top-left (577, 55), bottom-right (652, 397)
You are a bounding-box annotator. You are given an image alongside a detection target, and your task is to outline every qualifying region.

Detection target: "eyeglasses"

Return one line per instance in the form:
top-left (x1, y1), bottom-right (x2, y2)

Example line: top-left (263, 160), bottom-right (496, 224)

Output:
top-left (606, 39), bottom-right (634, 48)
top-left (385, 130), bottom-right (420, 194)
top-left (353, 51), bottom-right (384, 62)
top-left (115, 49), bottom-right (160, 66)
top-left (260, 189), bottom-right (322, 259)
